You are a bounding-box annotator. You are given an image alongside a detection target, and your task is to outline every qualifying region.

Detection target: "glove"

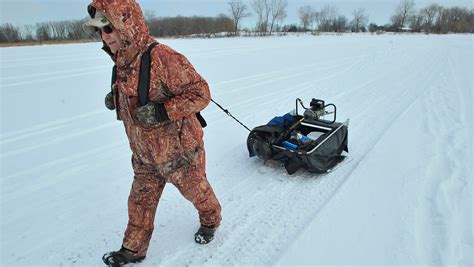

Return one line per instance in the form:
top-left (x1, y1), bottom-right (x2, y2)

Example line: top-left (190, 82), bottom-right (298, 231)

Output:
top-left (134, 102), bottom-right (169, 125)
top-left (105, 91), bottom-right (115, 110)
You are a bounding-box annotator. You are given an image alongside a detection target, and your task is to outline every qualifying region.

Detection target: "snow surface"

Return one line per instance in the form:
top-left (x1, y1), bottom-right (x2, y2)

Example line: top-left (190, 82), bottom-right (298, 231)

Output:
top-left (1, 34), bottom-right (473, 266)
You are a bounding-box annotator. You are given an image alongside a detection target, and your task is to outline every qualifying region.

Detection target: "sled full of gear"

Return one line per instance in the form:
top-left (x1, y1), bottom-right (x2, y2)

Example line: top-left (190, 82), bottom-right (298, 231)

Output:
top-left (247, 98), bottom-right (349, 174)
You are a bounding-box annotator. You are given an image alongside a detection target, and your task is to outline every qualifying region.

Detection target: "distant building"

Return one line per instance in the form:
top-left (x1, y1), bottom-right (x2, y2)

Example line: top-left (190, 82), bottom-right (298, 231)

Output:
top-left (400, 27), bottom-right (412, 32)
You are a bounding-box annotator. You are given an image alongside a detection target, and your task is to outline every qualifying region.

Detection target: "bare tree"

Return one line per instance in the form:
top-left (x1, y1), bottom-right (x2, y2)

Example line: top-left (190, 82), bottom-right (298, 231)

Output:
top-left (268, 0), bottom-right (287, 34)
top-left (420, 4), bottom-right (440, 33)
top-left (409, 13), bottom-right (424, 32)
top-left (312, 11), bottom-right (321, 30)
top-left (144, 10), bottom-right (157, 21)
top-left (368, 23), bottom-right (379, 33)
top-left (144, 10), bottom-right (161, 36)
top-left (64, 20), bottom-right (89, 40)
top-left (433, 5), bottom-right (446, 33)
top-left (350, 8), bottom-right (369, 32)
top-left (0, 23), bottom-right (22, 42)
top-left (318, 5), bottom-right (338, 32)
top-left (469, 8), bottom-right (474, 33)
top-left (22, 24), bottom-right (36, 41)
top-left (229, 0), bottom-right (251, 35)
top-left (49, 21), bottom-right (69, 40)
top-left (334, 15), bottom-right (348, 32)
top-left (36, 22), bottom-right (52, 41)
top-left (441, 6), bottom-right (470, 33)
top-left (298, 5), bottom-right (316, 31)
top-left (391, 0), bottom-right (416, 31)
top-left (252, 0), bottom-right (271, 35)
top-left (444, 6), bottom-right (471, 33)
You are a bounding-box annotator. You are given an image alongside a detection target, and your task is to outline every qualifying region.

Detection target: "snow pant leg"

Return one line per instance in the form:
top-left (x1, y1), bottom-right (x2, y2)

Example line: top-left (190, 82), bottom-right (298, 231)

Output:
top-left (122, 155), bottom-right (166, 257)
top-left (170, 146), bottom-right (222, 227)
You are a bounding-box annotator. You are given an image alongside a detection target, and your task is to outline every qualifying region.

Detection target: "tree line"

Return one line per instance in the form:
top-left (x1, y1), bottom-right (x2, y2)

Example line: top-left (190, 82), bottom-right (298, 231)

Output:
top-left (1, 0), bottom-right (473, 43)
top-left (389, 1), bottom-right (474, 33)
top-left (0, 19), bottom-right (91, 42)
top-left (145, 12), bottom-right (234, 37)
top-left (0, 15), bottom-right (235, 43)
top-left (292, 0), bottom-right (473, 33)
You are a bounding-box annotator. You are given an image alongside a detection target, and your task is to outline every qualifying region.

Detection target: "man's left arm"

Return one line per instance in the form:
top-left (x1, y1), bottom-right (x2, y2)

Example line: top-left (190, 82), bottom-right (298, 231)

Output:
top-left (134, 47), bottom-right (211, 125)
top-left (159, 49), bottom-right (211, 121)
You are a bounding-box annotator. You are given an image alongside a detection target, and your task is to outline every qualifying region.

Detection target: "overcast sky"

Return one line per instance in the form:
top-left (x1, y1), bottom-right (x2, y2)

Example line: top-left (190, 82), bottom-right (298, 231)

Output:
top-left (1, 0), bottom-right (472, 27)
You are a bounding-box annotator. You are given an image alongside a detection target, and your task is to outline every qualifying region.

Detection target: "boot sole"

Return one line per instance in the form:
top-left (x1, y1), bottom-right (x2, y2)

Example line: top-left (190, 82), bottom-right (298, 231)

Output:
top-left (102, 254), bottom-right (146, 266)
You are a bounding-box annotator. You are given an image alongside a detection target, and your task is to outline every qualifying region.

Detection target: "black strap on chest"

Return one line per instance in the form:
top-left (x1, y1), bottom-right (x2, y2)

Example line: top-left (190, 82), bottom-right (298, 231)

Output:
top-left (111, 42), bottom-right (207, 128)
top-left (138, 42), bottom-right (159, 106)
top-left (111, 65), bottom-right (117, 89)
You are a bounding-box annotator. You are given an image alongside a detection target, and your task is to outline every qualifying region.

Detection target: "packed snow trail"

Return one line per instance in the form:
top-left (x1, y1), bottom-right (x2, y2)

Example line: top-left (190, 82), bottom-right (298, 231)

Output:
top-left (277, 38), bottom-right (473, 265)
top-left (1, 34), bottom-right (472, 266)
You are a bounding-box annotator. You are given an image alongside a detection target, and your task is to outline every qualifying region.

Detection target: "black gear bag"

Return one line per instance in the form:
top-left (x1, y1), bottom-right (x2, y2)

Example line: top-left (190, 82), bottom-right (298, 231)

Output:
top-left (247, 98), bottom-right (349, 174)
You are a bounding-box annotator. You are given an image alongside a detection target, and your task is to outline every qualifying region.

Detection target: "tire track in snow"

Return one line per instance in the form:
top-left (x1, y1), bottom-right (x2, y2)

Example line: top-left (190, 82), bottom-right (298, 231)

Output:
top-left (1, 51), bottom-right (98, 64)
top-left (0, 64), bottom-right (110, 82)
top-left (209, 54), bottom-right (366, 93)
top-left (1, 142), bottom-right (133, 264)
top-left (416, 66), bottom-right (451, 265)
top-left (1, 140), bottom-right (128, 213)
top-left (1, 68), bottom-right (111, 87)
top-left (0, 121), bottom-right (117, 159)
top-left (414, 52), bottom-right (472, 265)
top-left (211, 53), bottom-right (369, 95)
top-left (2, 56), bottom-right (105, 69)
top-left (0, 109), bottom-right (106, 145)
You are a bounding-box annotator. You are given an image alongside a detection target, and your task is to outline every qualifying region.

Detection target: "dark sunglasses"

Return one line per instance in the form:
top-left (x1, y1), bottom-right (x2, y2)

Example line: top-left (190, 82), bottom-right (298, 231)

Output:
top-left (87, 4), bottom-right (96, 18)
top-left (95, 25), bottom-right (114, 35)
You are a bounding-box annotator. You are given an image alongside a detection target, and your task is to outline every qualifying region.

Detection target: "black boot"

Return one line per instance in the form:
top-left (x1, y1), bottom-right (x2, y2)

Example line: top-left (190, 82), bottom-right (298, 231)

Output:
top-left (102, 246), bottom-right (146, 267)
top-left (194, 225), bottom-right (217, 244)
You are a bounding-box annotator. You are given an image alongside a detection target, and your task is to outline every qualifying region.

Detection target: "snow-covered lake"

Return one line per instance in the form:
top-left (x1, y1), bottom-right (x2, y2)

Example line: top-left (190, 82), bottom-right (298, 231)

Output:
top-left (1, 34), bottom-right (472, 266)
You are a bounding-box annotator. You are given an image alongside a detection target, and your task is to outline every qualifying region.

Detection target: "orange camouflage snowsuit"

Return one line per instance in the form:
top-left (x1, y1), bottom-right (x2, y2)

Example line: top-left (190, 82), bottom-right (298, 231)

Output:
top-left (90, 0), bottom-right (222, 256)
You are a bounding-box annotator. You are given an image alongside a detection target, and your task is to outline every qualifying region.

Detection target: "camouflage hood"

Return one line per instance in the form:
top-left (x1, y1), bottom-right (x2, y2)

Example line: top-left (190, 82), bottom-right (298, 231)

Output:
top-left (89, 0), bottom-right (154, 65)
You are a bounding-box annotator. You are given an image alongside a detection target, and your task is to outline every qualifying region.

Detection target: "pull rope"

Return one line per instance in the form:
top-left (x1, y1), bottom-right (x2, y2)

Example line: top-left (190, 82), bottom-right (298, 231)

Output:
top-left (211, 99), bottom-right (251, 132)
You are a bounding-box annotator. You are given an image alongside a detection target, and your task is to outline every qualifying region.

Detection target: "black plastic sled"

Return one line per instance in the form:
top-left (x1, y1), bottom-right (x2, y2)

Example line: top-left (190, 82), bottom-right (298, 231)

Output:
top-left (247, 98), bottom-right (349, 175)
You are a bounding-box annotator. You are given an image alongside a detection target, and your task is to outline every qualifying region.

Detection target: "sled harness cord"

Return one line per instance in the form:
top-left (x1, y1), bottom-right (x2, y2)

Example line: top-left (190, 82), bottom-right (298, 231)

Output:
top-left (211, 99), bottom-right (251, 132)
